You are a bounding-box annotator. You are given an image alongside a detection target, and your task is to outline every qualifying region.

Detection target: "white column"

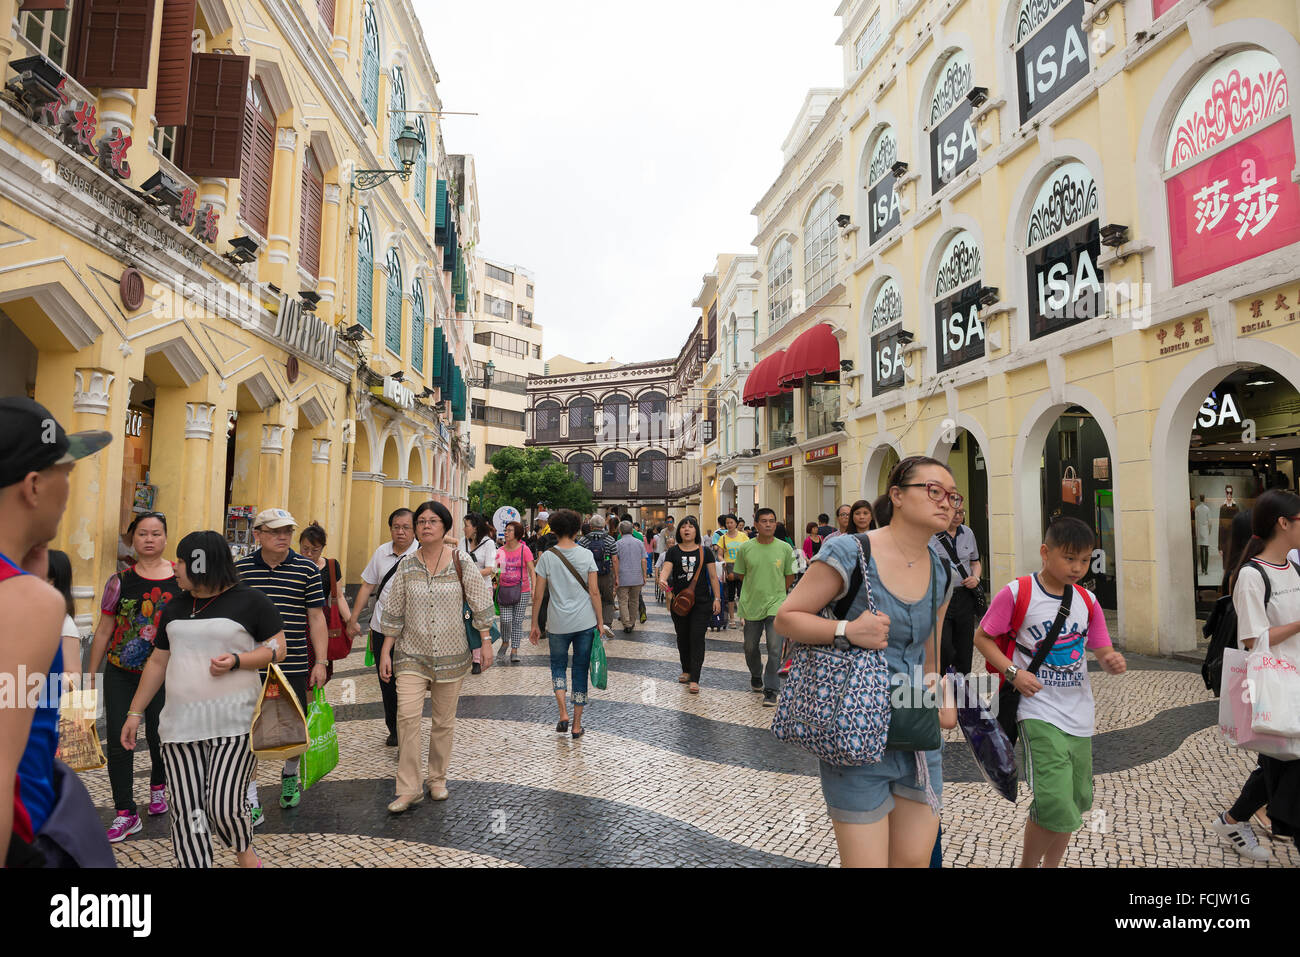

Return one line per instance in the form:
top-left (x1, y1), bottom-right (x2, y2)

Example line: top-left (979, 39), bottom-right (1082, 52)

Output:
top-left (185, 402), bottom-right (217, 440)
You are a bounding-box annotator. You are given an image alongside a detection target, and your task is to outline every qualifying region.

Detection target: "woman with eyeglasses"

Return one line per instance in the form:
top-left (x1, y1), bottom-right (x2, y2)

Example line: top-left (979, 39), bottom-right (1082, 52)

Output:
top-left (88, 512), bottom-right (178, 844)
top-left (775, 456), bottom-right (959, 867)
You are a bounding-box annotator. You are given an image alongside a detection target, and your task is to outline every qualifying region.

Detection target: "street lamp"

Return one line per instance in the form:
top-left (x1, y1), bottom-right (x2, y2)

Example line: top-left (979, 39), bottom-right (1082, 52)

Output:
top-left (351, 125), bottom-right (423, 191)
top-left (469, 360), bottom-right (495, 389)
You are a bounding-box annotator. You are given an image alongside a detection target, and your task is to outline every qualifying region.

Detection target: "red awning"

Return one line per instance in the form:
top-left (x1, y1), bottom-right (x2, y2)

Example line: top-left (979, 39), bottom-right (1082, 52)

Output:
top-left (777, 323), bottom-right (840, 387)
top-left (742, 350), bottom-right (790, 407)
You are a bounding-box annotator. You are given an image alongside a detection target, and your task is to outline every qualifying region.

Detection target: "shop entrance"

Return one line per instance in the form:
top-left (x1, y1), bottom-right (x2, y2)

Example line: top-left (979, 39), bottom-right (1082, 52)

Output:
top-left (1187, 366), bottom-right (1300, 613)
top-left (0, 312), bottom-right (38, 397)
top-left (1040, 407), bottom-right (1116, 610)
top-left (875, 446), bottom-right (900, 498)
top-left (938, 428), bottom-right (991, 593)
top-left (120, 380), bottom-right (157, 565)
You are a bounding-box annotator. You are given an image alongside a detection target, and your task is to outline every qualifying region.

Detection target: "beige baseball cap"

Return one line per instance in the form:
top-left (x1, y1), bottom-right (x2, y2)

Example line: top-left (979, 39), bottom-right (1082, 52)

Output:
top-left (253, 507), bottom-right (298, 530)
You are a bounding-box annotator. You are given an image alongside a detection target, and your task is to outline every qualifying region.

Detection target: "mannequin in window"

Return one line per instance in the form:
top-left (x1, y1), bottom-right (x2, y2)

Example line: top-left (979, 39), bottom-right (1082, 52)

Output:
top-left (1218, 485), bottom-right (1238, 568)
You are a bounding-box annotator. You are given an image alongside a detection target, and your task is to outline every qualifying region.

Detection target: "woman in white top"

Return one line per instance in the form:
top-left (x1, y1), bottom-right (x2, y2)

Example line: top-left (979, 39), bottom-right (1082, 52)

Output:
top-left (464, 513), bottom-right (498, 673)
top-left (1210, 489), bottom-right (1300, 860)
top-left (44, 549), bottom-right (82, 691)
top-left (121, 531), bottom-right (287, 868)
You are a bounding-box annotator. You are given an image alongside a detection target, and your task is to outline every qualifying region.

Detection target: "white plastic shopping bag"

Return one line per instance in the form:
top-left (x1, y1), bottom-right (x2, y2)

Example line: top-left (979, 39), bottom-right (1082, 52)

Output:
top-left (1218, 647), bottom-right (1300, 760)
top-left (1248, 633), bottom-right (1300, 738)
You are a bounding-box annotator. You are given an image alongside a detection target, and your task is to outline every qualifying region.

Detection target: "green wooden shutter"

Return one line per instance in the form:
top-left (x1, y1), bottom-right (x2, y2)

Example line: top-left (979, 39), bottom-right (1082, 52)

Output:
top-left (357, 209), bottom-right (373, 331)
top-left (410, 282), bottom-right (425, 373)
top-left (432, 326), bottom-right (445, 379)
top-left (434, 179), bottom-right (448, 242)
top-left (362, 3), bottom-right (379, 124)
top-left (384, 249), bottom-right (402, 355)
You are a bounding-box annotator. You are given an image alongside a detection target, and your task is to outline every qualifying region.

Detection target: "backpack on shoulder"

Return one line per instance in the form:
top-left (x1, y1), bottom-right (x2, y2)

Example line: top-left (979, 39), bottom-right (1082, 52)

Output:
top-left (585, 535), bottom-right (614, 577)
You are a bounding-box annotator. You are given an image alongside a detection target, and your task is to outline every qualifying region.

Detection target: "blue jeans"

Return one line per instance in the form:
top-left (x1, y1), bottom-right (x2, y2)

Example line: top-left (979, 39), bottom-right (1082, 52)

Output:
top-left (550, 628), bottom-right (595, 706)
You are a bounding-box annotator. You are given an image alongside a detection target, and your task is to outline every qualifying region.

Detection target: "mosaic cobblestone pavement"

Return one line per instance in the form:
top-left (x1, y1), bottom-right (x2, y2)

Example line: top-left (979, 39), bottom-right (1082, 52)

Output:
top-left (90, 589), bottom-right (1300, 867)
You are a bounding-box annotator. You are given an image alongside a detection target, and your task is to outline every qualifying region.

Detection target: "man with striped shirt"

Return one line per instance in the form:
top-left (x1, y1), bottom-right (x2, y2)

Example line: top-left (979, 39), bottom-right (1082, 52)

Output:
top-left (236, 508), bottom-right (326, 821)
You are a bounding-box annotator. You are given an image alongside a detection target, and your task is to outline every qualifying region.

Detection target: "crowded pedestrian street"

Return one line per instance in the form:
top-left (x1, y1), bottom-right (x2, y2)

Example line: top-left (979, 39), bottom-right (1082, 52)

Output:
top-left (72, 591), bottom-right (1293, 869)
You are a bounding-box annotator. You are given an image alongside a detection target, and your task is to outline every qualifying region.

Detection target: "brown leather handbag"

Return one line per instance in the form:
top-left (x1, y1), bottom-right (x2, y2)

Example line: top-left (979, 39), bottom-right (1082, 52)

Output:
top-left (1061, 466), bottom-right (1082, 505)
top-left (670, 548), bottom-right (705, 616)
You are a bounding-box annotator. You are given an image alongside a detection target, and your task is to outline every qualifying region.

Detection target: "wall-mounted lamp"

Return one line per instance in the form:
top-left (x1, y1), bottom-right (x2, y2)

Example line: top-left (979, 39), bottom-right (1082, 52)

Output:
top-left (835, 213), bottom-right (852, 228)
top-left (418, 387), bottom-right (436, 399)
top-left (1099, 223), bottom-right (1130, 248)
top-left (299, 290), bottom-right (322, 312)
top-left (896, 329), bottom-right (915, 345)
top-left (339, 323), bottom-right (370, 343)
top-left (390, 370), bottom-right (406, 383)
top-left (890, 160), bottom-right (909, 180)
top-left (223, 236), bottom-right (260, 265)
top-left (351, 125), bottom-right (422, 191)
top-left (977, 285), bottom-right (1000, 308)
top-left (139, 170), bottom-right (182, 210)
top-left (468, 359), bottom-right (495, 388)
top-left (831, 420), bottom-right (846, 432)
top-left (5, 54), bottom-right (65, 118)
top-left (839, 359), bottom-right (855, 373)
top-left (966, 86), bottom-right (990, 108)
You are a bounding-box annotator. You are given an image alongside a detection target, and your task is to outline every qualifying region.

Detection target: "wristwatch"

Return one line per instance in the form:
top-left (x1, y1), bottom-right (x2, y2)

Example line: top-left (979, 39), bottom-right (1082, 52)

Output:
top-left (231, 653), bottom-right (242, 672)
top-left (1005, 664), bottom-right (1020, 683)
top-left (833, 619), bottom-right (851, 651)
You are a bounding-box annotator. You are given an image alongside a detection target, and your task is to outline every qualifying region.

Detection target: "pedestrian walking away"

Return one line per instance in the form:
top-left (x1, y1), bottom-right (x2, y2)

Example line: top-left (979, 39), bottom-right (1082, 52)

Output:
top-left (530, 509), bottom-right (605, 739)
top-left (298, 521), bottom-right (352, 684)
top-left (734, 509), bottom-right (797, 707)
top-left (929, 506), bottom-right (982, 678)
top-left (121, 531), bottom-right (287, 868)
top-left (494, 521), bottom-right (535, 663)
top-left (378, 501), bottom-right (496, 813)
top-left (348, 508), bottom-right (417, 748)
top-left (579, 514), bottom-right (618, 636)
top-left (464, 512), bottom-right (498, 672)
top-left (658, 517), bottom-right (721, 695)
top-left (1206, 489), bottom-right (1300, 859)
top-left (235, 508), bottom-right (328, 820)
top-left (973, 516), bottom-right (1126, 868)
top-left (614, 520), bottom-right (647, 633)
top-left (775, 456), bottom-right (960, 868)
top-left (87, 512), bottom-right (178, 843)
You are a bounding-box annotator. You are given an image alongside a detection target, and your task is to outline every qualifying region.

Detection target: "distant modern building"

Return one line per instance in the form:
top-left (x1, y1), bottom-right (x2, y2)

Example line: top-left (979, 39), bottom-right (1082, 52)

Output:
top-left (469, 257), bottom-right (544, 484)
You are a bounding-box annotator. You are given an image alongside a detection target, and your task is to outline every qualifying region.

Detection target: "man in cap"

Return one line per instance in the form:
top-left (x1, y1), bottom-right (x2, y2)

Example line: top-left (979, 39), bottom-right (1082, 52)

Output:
top-left (0, 397), bottom-right (111, 864)
top-left (235, 507), bottom-right (326, 820)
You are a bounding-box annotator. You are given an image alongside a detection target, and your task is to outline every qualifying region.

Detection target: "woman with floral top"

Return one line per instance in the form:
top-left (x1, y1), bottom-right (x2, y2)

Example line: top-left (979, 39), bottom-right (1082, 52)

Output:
top-left (379, 501), bottom-right (496, 813)
top-left (87, 512), bottom-right (178, 843)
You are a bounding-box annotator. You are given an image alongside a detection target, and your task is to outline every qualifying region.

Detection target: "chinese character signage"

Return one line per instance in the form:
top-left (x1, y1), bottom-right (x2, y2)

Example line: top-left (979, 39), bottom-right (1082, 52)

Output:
top-left (805, 444), bottom-right (839, 464)
top-left (768, 455), bottom-right (793, 471)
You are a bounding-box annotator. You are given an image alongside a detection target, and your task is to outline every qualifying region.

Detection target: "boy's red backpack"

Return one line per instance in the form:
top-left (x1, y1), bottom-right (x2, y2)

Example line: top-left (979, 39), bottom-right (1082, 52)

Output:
top-left (987, 576), bottom-right (1095, 686)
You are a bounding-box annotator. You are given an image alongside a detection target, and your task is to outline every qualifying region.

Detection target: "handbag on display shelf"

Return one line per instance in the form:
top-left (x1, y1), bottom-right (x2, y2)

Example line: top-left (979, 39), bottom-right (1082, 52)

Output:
top-left (1061, 466), bottom-right (1083, 505)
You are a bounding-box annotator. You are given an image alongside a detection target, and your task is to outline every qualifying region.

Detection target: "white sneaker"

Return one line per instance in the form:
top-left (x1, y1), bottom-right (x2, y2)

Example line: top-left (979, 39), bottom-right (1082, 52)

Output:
top-left (1210, 811), bottom-right (1271, 861)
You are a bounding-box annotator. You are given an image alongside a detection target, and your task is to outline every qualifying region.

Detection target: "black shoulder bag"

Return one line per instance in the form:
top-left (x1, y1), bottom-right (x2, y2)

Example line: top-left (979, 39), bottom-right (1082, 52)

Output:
top-left (997, 583), bottom-right (1072, 746)
top-left (936, 530), bottom-right (987, 613)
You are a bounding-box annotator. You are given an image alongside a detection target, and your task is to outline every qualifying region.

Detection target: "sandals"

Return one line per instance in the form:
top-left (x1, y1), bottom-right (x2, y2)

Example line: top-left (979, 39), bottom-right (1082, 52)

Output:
top-left (556, 719), bottom-right (569, 733)
top-left (571, 725), bottom-right (586, 739)
top-left (678, 673), bottom-right (690, 684)
top-left (688, 682), bottom-right (700, 694)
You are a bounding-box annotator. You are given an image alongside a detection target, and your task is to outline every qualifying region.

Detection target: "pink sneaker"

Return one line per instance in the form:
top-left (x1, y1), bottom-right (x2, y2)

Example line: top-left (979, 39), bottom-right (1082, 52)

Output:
top-left (147, 784), bottom-right (168, 816)
top-left (106, 811), bottom-right (142, 843)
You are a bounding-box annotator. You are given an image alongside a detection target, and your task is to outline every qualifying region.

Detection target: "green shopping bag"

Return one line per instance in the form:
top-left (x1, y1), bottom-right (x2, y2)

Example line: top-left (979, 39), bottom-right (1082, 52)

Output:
top-left (364, 633), bottom-right (375, 668)
top-left (589, 628), bottom-right (608, 691)
top-left (301, 688), bottom-right (339, 791)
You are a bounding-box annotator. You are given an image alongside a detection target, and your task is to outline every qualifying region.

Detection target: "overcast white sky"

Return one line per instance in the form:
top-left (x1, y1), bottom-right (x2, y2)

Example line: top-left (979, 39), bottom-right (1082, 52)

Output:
top-left (415, 1), bottom-right (843, 364)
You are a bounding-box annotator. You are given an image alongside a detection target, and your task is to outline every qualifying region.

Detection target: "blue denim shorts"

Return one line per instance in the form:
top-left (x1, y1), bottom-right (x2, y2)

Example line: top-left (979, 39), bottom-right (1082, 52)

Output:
top-left (818, 746), bottom-right (943, 824)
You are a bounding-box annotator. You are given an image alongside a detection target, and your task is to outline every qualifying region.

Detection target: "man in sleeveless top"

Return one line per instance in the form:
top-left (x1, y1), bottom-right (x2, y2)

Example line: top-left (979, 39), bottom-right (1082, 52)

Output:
top-left (0, 397), bottom-right (110, 864)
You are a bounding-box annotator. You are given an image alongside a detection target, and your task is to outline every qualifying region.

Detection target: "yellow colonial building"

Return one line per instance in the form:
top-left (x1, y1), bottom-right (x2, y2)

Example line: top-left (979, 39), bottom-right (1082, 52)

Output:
top-left (0, 0), bottom-right (478, 628)
top-left (740, 0), bottom-right (1300, 654)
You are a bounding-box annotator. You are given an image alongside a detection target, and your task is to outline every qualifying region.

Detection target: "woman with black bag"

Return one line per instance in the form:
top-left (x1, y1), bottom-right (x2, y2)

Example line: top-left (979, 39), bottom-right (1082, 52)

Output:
top-left (657, 517), bottom-right (721, 695)
top-left (929, 506), bottom-right (983, 677)
top-left (775, 456), bottom-right (958, 867)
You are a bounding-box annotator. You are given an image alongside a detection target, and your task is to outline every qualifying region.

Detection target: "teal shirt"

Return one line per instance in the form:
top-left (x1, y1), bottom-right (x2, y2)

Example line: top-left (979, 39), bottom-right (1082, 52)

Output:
top-left (733, 538), bottom-right (796, 620)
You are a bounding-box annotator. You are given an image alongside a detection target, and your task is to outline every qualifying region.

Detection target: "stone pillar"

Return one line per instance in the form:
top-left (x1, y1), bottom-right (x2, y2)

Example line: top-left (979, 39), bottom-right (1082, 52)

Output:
top-left (0, 0), bottom-right (19, 62)
top-left (317, 183), bottom-right (342, 316)
top-left (308, 438), bottom-right (333, 532)
top-left (150, 392), bottom-right (219, 541)
top-left (258, 423), bottom-right (289, 509)
top-left (347, 472), bottom-right (385, 577)
top-left (261, 127), bottom-right (300, 288)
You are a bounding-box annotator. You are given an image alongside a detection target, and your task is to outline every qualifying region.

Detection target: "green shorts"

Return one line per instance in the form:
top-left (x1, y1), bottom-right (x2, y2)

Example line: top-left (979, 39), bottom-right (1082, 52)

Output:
top-left (1020, 718), bottom-right (1093, 834)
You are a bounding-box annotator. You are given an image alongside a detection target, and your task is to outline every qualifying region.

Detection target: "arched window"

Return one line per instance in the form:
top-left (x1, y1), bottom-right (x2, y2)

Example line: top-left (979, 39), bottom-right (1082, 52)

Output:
top-left (638, 391), bottom-right (668, 444)
top-left (389, 66), bottom-right (406, 167)
top-left (767, 237), bottom-right (793, 334)
top-left (239, 78), bottom-right (276, 236)
top-left (569, 396), bottom-right (596, 443)
top-left (413, 116), bottom-right (428, 212)
top-left (864, 125), bottom-right (901, 244)
top-left (384, 249), bottom-right (403, 355)
top-left (1163, 49), bottom-right (1298, 286)
top-left (637, 451), bottom-right (667, 497)
top-left (299, 145), bottom-right (324, 278)
top-left (602, 452), bottom-right (630, 496)
top-left (869, 278), bottom-right (905, 396)
top-left (361, 3), bottom-right (380, 125)
top-left (1014, 0), bottom-right (1090, 125)
top-left (1025, 161), bottom-right (1103, 338)
top-left (357, 207), bottom-right (374, 331)
top-left (926, 49), bottom-right (977, 191)
top-left (600, 393), bottom-right (629, 445)
top-left (932, 231), bottom-right (985, 371)
top-left (410, 277), bottom-right (425, 374)
top-left (535, 400), bottom-right (561, 442)
top-left (803, 190), bottom-right (838, 304)
top-left (568, 452), bottom-right (595, 491)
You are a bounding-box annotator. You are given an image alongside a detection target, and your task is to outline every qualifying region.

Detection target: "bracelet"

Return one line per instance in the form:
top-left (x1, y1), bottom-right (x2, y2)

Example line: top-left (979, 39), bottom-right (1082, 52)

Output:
top-left (127, 710), bottom-right (144, 717)
top-left (231, 653), bottom-right (241, 671)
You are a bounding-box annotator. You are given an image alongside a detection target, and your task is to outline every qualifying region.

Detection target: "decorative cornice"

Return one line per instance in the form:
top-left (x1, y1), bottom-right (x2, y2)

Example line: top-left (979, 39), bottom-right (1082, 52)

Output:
top-left (261, 425), bottom-right (287, 454)
top-left (185, 403), bottom-right (217, 441)
top-left (72, 370), bottom-right (114, 416)
top-left (311, 438), bottom-right (332, 464)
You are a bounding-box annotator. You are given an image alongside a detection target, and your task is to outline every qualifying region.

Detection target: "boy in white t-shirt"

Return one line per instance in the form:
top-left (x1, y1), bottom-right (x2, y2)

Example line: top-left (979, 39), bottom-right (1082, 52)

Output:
top-left (974, 517), bottom-right (1126, 868)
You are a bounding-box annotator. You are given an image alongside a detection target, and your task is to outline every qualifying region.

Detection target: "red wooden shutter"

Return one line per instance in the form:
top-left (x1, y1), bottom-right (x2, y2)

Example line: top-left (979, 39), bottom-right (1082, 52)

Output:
top-left (238, 80), bottom-right (275, 236)
top-left (68, 0), bottom-right (156, 89)
top-left (19, 1), bottom-right (68, 11)
top-left (299, 148), bottom-right (324, 278)
top-left (179, 52), bottom-right (250, 179)
top-left (155, 0), bottom-right (197, 126)
top-left (316, 0), bottom-right (335, 32)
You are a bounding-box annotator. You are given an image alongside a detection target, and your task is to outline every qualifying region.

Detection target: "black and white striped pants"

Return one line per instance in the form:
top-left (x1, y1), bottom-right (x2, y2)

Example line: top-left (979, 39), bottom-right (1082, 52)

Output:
top-left (161, 734), bottom-right (258, 868)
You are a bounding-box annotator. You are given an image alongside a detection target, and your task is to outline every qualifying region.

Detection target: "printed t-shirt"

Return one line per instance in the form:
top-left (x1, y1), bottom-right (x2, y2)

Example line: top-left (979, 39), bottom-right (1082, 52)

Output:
top-left (495, 544), bottom-right (534, 594)
top-left (720, 532), bottom-right (749, 564)
top-left (235, 548), bottom-right (325, 679)
top-left (979, 574), bottom-right (1111, 737)
top-left (536, 545), bottom-right (598, 634)
top-left (733, 538), bottom-right (797, 620)
top-left (664, 545), bottom-right (717, 603)
top-left (154, 582), bottom-right (283, 743)
top-left (1233, 558), bottom-right (1300, 666)
top-left (101, 566), bottom-right (179, 673)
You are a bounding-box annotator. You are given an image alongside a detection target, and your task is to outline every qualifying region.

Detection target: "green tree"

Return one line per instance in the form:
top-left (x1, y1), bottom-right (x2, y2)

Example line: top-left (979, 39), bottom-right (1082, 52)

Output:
top-left (468, 447), bottom-right (593, 519)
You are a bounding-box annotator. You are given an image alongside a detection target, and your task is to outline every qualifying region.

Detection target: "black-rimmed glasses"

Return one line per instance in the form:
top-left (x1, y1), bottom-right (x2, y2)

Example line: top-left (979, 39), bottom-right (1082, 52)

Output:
top-left (898, 482), bottom-right (964, 508)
